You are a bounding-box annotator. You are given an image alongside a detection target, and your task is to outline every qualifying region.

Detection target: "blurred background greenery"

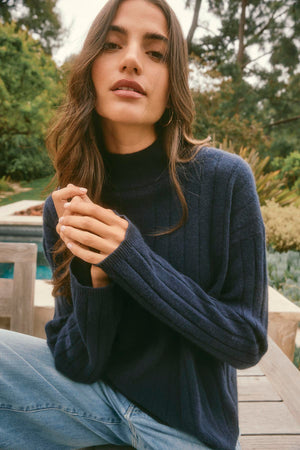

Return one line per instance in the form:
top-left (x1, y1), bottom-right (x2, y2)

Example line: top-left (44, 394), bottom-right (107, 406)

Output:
top-left (0, 1), bottom-right (299, 317)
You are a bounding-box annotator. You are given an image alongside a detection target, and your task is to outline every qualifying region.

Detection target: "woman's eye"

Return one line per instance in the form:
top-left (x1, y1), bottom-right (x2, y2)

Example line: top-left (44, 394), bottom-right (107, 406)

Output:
top-left (148, 51), bottom-right (166, 62)
top-left (103, 42), bottom-right (120, 51)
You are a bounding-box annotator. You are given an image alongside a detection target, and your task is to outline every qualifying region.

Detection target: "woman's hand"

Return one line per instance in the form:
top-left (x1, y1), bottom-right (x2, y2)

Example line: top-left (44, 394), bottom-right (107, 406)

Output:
top-left (52, 184), bottom-right (128, 287)
top-left (52, 184), bottom-right (88, 220)
top-left (56, 193), bottom-right (128, 288)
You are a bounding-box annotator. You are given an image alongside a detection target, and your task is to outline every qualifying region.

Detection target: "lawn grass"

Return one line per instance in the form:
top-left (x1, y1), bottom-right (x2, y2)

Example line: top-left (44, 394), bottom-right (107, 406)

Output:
top-left (0, 176), bottom-right (54, 206)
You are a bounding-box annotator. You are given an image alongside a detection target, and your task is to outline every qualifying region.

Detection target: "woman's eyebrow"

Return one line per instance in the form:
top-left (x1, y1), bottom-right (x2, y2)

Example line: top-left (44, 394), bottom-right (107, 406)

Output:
top-left (144, 32), bottom-right (168, 44)
top-left (108, 25), bottom-right (168, 43)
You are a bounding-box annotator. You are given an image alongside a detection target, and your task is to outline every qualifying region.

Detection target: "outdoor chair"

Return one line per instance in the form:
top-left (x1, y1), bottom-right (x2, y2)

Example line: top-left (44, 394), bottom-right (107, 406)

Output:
top-left (0, 242), bottom-right (37, 335)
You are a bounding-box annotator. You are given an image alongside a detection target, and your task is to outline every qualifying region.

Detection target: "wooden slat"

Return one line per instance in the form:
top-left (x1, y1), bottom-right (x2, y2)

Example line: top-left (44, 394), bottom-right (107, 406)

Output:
top-left (238, 376), bottom-right (281, 402)
top-left (269, 286), bottom-right (300, 319)
top-left (268, 315), bottom-right (298, 361)
top-left (237, 365), bottom-right (264, 377)
top-left (0, 278), bottom-right (13, 298)
top-left (0, 279), bottom-right (13, 314)
top-left (259, 336), bottom-right (300, 423)
top-left (239, 402), bottom-right (300, 435)
top-left (11, 260), bottom-right (35, 333)
top-left (0, 301), bottom-right (12, 315)
top-left (0, 242), bottom-right (37, 263)
top-left (268, 286), bottom-right (300, 359)
top-left (0, 243), bottom-right (37, 335)
top-left (240, 434), bottom-right (300, 450)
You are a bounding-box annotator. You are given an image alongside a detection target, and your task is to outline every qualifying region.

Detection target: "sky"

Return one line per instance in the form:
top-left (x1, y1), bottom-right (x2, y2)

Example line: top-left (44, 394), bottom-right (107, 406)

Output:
top-left (53, 0), bottom-right (213, 66)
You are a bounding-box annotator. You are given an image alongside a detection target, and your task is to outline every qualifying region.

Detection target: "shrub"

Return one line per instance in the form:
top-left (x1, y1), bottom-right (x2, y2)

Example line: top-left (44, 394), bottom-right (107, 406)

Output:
top-left (0, 176), bottom-right (13, 192)
top-left (267, 248), bottom-right (300, 306)
top-left (216, 138), bottom-right (297, 206)
top-left (5, 149), bottom-right (54, 182)
top-left (0, 23), bottom-right (64, 181)
top-left (271, 151), bottom-right (300, 194)
top-left (262, 201), bottom-right (300, 252)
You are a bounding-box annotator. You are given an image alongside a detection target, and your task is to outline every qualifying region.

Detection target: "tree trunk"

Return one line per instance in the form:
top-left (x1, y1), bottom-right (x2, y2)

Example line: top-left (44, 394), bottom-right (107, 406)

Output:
top-left (237, 0), bottom-right (247, 69)
top-left (187, 0), bottom-right (203, 52)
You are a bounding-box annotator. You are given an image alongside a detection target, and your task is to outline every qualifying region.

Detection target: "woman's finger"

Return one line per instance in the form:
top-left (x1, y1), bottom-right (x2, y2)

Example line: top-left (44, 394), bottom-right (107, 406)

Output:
top-left (65, 197), bottom-right (128, 229)
top-left (64, 239), bottom-right (105, 265)
top-left (56, 201), bottom-right (74, 234)
top-left (61, 225), bottom-right (114, 255)
top-left (59, 214), bottom-right (109, 239)
top-left (52, 185), bottom-right (88, 218)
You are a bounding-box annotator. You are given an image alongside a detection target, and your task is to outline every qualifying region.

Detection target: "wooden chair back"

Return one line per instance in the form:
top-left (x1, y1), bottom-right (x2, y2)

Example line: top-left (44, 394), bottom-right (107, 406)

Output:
top-left (0, 242), bottom-right (37, 335)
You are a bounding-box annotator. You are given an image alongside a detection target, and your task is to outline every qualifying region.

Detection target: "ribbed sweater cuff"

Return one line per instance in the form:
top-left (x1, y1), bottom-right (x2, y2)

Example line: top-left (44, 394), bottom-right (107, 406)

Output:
top-left (98, 219), bottom-right (145, 275)
top-left (70, 257), bottom-right (115, 301)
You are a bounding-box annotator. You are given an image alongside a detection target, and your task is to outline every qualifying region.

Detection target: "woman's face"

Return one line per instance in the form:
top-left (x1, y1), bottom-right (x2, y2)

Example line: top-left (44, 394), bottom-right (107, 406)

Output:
top-left (92, 0), bottom-right (169, 131)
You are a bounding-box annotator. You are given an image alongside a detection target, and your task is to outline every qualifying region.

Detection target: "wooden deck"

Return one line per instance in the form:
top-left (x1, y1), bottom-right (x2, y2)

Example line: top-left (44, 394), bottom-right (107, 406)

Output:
top-left (238, 336), bottom-right (300, 449)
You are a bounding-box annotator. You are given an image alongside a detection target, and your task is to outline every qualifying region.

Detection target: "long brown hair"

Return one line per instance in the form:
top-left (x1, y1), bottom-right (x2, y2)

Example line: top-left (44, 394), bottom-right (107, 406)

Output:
top-left (47, 0), bottom-right (210, 301)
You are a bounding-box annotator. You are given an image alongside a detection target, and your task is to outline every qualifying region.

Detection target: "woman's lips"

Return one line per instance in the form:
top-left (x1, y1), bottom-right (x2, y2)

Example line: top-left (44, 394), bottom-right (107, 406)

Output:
top-left (111, 79), bottom-right (146, 98)
top-left (113, 88), bottom-right (145, 99)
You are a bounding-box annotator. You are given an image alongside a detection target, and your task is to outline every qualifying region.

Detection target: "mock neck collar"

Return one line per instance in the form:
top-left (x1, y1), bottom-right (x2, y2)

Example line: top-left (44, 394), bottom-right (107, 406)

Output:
top-left (101, 136), bottom-right (168, 189)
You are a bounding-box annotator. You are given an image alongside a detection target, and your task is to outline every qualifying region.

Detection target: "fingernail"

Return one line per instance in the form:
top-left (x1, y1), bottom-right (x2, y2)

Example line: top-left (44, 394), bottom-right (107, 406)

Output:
top-left (67, 243), bottom-right (72, 249)
top-left (64, 202), bottom-right (70, 208)
top-left (79, 187), bottom-right (87, 193)
top-left (61, 225), bottom-right (66, 232)
top-left (59, 217), bottom-right (64, 223)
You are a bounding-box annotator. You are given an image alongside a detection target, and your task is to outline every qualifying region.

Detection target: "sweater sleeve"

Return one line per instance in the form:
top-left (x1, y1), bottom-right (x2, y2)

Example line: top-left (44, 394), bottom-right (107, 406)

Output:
top-left (97, 160), bottom-right (268, 370)
top-left (43, 196), bottom-right (125, 383)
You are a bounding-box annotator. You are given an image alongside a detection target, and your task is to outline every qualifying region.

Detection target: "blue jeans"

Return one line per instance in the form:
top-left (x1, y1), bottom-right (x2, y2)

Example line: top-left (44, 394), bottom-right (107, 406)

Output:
top-left (0, 329), bottom-right (241, 449)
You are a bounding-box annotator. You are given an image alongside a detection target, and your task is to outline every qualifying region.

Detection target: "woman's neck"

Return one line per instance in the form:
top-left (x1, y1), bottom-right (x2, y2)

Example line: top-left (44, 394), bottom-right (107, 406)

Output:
top-left (100, 120), bottom-right (157, 155)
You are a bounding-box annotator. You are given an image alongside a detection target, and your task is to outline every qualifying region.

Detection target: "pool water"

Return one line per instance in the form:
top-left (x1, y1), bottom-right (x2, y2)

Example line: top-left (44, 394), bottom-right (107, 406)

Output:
top-left (0, 263), bottom-right (52, 279)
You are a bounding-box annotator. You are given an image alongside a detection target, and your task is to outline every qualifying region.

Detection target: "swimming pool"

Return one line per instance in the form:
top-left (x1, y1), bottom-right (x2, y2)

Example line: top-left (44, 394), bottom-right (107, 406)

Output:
top-left (0, 225), bottom-right (52, 279)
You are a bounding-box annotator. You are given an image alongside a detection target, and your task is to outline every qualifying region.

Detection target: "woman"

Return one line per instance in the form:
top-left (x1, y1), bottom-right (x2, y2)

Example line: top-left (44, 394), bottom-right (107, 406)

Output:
top-left (0, 0), bottom-right (268, 449)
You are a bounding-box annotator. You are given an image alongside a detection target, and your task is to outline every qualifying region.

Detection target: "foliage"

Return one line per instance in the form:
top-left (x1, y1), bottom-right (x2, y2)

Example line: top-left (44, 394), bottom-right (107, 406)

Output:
top-left (0, 22), bottom-right (64, 181)
top-left (0, 0), bottom-right (64, 54)
top-left (189, 0), bottom-right (299, 79)
top-left (267, 247), bottom-right (300, 307)
top-left (186, 0), bottom-right (300, 161)
top-left (0, 175), bottom-right (53, 206)
top-left (192, 83), bottom-right (271, 154)
top-left (0, 176), bottom-right (13, 192)
top-left (262, 201), bottom-right (300, 252)
top-left (271, 152), bottom-right (300, 195)
top-left (215, 139), bottom-right (297, 206)
top-left (5, 148), bottom-right (55, 181)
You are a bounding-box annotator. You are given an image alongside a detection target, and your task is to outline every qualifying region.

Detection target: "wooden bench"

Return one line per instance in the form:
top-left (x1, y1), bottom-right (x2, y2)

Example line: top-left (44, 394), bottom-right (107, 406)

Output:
top-left (238, 336), bottom-right (300, 449)
top-left (0, 242), bottom-right (37, 335)
top-left (268, 286), bottom-right (300, 361)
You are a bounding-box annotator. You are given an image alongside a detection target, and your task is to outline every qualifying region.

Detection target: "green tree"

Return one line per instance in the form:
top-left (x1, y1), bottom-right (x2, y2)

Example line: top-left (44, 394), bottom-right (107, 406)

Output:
top-left (187, 0), bottom-right (299, 79)
top-left (264, 72), bottom-right (300, 159)
top-left (271, 151), bottom-right (300, 194)
top-left (192, 85), bottom-right (270, 152)
top-left (0, 22), bottom-right (64, 180)
top-left (0, 0), bottom-right (64, 54)
top-left (186, 0), bottom-right (300, 159)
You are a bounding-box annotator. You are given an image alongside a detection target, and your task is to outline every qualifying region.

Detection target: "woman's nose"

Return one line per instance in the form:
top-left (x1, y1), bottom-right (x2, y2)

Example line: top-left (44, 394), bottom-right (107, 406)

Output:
top-left (119, 44), bottom-right (142, 75)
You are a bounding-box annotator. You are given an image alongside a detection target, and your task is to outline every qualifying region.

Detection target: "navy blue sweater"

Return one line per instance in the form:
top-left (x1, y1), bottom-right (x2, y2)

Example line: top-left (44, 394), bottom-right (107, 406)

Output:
top-left (43, 141), bottom-right (268, 450)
